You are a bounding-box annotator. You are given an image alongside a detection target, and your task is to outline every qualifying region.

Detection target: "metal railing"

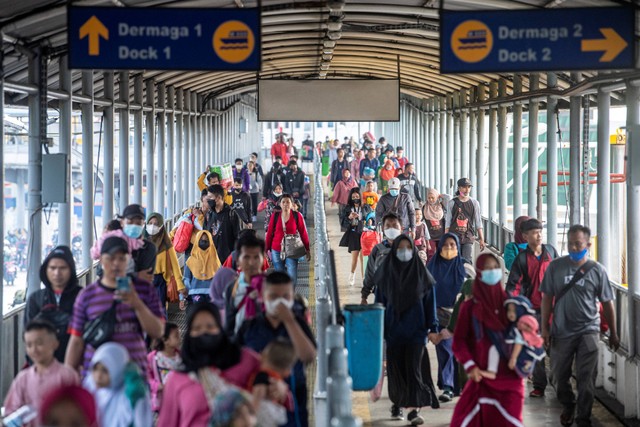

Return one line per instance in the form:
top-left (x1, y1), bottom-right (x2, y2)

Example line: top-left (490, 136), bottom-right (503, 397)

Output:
top-left (313, 154), bottom-right (360, 427)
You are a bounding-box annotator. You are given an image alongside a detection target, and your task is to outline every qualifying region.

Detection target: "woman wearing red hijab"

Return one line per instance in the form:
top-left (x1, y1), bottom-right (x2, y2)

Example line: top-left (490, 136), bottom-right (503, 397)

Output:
top-left (450, 253), bottom-right (525, 427)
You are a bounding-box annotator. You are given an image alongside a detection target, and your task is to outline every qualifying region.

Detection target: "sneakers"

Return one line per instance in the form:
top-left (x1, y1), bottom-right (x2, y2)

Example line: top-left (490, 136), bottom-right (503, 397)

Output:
top-left (348, 272), bottom-right (355, 286)
top-left (438, 390), bottom-right (454, 403)
top-left (529, 388), bottom-right (545, 398)
top-left (390, 404), bottom-right (404, 420)
top-left (407, 410), bottom-right (424, 425)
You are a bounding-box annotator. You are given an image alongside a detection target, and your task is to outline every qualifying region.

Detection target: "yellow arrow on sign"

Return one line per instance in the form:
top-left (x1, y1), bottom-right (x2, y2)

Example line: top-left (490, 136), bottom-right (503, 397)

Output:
top-left (79, 16), bottom-right (109, 56)
top-left (581, 28), bottom-right (628, 62)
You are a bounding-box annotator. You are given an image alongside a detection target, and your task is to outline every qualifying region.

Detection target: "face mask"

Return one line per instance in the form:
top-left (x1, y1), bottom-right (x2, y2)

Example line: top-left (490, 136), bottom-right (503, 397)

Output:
top-left (189, 333), bottom-right (223, 354)
top-left (384, 228), bottom-right (401, 241)
top-left (198, 240), bottom-right (210, 250)
top-left (273, 192), bottom-right (282, 197)
top-left (569, 248), bottom-right (588, 262)
top-left (123, 224), bottom-right (143, 239)
top-left (389, 189), bottom-right (399, 197)
top-left (265, 297), bottom-right (294, 316)
top-left (396, 248), bottom-right (413, 262)
top-left (517, 243), bottom-right (528, 250)
top-left (481, 268), bottom-right (502, 285)
top-left (207, 199), bottom-right (216, 209)
top-left (236, 164), bottom-right (243, 170)
top-left (146, 224), bottom-right (161, 236)
top-left (352, 199), bottom-right (361, 204)
top-left (440, 248), bottom-right (458, 260)
top-left (234, 188), bottom-right (242, 193)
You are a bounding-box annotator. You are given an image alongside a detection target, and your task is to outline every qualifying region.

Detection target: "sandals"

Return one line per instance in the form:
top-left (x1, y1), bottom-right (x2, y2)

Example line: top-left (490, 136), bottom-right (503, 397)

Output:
top-left (560, 410), bottom-right (575, 426)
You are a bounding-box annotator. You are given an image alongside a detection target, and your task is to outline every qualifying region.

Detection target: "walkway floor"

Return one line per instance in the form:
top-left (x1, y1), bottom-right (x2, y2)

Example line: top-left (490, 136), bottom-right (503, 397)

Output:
top-left (323, 202), bottom-right (623, 427)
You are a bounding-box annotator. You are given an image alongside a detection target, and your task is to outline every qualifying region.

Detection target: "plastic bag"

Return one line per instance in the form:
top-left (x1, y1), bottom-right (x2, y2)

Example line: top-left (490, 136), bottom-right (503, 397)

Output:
top-left (172, 215), bottom-right (194, 253)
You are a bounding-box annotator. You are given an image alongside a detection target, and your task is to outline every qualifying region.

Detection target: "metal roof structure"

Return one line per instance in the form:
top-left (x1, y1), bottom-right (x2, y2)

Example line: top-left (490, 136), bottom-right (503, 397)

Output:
top-left (0, 0), bottom-right (637, 105)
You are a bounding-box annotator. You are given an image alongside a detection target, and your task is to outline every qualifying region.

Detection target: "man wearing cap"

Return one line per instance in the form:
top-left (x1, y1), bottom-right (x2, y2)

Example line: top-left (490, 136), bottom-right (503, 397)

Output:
top-left (375, 177), bottom-right (415, 237)
top-left (445, 178), bottom-right (485, 260)
top-left (25, 245), bottom-right (82, 363)
top-left (120, 204), bottom-right (158, 282)
top-left (397, 163), bottom-right (422, 205)
top-left (506, 218), bottom-right (559, 398)
top-left (66, 236), bottom-right (164, 375)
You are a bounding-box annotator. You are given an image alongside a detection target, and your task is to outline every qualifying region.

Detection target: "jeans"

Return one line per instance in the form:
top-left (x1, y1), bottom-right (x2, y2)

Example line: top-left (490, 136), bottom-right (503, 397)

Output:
top-left (460, 242), bottom-right (474, 261)
top-left (551, 332), bottom-right (599, 426)
top-left (250, 192), bottom-right (259, 216)
top-left (302, 198), bottom-right (309, 218)
top-left (272, 250), bottom-right (300, 286)
top-left (435, 336), bottom-right (455, 391)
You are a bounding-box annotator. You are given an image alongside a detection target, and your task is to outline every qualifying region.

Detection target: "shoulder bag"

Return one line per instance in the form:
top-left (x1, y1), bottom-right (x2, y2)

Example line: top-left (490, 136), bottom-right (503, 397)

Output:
top-left (281, 212), bottom-right (307, 260)
top-left (82, 300), bottom-right (118, 348)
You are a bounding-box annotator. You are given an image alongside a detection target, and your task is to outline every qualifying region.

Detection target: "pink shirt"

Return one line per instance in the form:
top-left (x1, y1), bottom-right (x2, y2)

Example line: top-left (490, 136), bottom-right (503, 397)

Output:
top-left (157, 348), bottom-right (261, 427)
top-left (3, 359), bottom-right (79, 416)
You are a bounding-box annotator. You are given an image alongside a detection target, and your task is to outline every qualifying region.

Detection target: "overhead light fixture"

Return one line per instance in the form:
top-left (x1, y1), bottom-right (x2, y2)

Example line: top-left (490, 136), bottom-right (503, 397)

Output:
top-left (327, 16), bottom-right (343, 32)
top-left (323, 48), bottom-right (334, 55)
top-left (328, 0), bottom-right (345, 12)
top-left (322, 54), bottom-right (333, 61)
top-left (323, 40), bottom-right (336, 48)
top-left (327, 31), bottom-right (342, 41)
top-left (319, 71), bottom-right (328, 77)
top-left (321, 65), bottom-right (330, 71)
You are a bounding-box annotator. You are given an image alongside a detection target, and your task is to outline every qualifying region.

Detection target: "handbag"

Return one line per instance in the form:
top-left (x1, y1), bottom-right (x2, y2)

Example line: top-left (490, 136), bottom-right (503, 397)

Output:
top-left (165, 251), bottom-right (180, 303)
top-left (281, 212), bottom-right (307, 260)
top-left (82, 301), bottom-right (118, 348)
top-left (172, 214), bottom-right (194, 253)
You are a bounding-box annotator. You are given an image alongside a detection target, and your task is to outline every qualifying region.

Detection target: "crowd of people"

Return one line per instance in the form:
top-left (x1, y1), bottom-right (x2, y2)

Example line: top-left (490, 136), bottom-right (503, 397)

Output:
top-left (329, 132), bottom-right (619, 427)
top-left (1, 131), bottom-right (621, 427)
top-left (5, 148), bottom-right (316, 427)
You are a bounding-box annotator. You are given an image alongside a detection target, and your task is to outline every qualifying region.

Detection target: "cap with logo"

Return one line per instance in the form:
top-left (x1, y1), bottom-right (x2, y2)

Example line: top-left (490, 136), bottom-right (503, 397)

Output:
top-left (388, 177), bottom-right (401, 189)
top-left (457, 178), bottom-right (473, 187)
top-left (100, 236), bottom-right (129, 255)
top-left (121, 204), bottom-right (145, 220)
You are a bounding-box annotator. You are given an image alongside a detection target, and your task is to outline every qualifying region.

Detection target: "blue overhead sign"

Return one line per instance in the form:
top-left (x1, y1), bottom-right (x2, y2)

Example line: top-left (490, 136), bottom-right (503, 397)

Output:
top-left (440, 7), bottom-right (634, 73)
top-left (68, 7), bottom-right (261, 71)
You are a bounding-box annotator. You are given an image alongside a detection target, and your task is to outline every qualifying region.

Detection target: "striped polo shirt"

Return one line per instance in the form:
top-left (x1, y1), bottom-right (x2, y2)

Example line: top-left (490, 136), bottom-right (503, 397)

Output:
top-left (69, 277), bottom-right (164, 376)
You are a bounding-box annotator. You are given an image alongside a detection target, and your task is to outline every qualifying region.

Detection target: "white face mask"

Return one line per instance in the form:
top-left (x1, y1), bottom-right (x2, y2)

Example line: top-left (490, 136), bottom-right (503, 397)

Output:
top-left (146, 224), bottom-right (161, 236)
top-left (396, 248), bottom-right (413, 262)
top-left (384, 228), bottom-right (401, 241)
top-left (236, 164), bottom-right (243, 170)
top-left (265, 297), bottom-right (294, 316)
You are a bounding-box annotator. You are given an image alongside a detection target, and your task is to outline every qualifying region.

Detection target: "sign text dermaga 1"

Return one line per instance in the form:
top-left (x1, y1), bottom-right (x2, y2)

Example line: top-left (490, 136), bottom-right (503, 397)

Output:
top-left (68, 6), bottom-right (261, 71)
top-left (440, 7), bottom-right (634, 73)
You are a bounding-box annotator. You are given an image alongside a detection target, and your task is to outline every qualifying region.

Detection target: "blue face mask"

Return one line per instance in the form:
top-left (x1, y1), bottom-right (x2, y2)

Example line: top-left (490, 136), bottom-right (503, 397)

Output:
top-left (517, 243), bottom-right (528, 250)
top-left (389, 189), bottom-right (399, 197)
top-left (480, 269), bottom-right (502, 285)
top-left (569, 248), bottom-right (588, 262)
top-left (123, 224), bottom-right (144, 239)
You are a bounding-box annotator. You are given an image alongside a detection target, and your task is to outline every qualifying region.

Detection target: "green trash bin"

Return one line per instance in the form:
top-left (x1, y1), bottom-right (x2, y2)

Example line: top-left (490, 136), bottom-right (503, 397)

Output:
top-left (322, 156), bottom-right (330, 176)
top-left (343, 304), bottom-right (385, 391)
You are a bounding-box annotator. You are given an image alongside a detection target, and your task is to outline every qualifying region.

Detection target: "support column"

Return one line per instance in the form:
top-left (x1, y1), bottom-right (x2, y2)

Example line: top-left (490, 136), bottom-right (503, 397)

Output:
top-left (157, 83), bottom-right (166, 216)
top-left (528, 74), bottom-right (540, 218)
top-left (433, 99), bottom-right (441, 191)
top-left (460, 88), bottom-right (469, 180)
top-left (27, 48), bottom-right (45, 295)
top-left (476, 85), bottom-right (486, 207)
top-left (469, 87), bottom-right (477, 198)
top-left (0, 42), bottom-right (4, 373)
top-left (81, 71), bottom-right (94, 270)
top-left (547, 73), bottom-right (558, 249)
top-left (133, 75), bottom-right (143, 204)
top-left (440, 97), bottom-right (446, 191)
top-left (103, 72), bottom-right (115, 226)
top-left (167, 86), bottom-right (175, 216)
top-left (513, 75), bottom-right (523, 220)
top-left (569, 73), bottom-right (582, 226)
top-left (118, 72), bottom-right (130, 212)
top-left (183, 90), bottom-right (191, 209)
top-left (596, 82), bottom-right (611, 270)
top-left (498, 80), bottom-right (508, 228)
top-left (58, 57), bottom-right (73, 245)
top-left (453, 92), bottom-right (461, 180)
top-left (427, 100), bottom-right (435, 188)
top-left (626, 82), bottom-right (640, 358)
top-left (145, 79), bottom-right (155, 213)
top-left (192, 92), bottom-right (198, 202)
top-left (488, 81), bottom-right (498, 227)
top-left (446, 94), bottom-right (454, 191)
top-left (176, 89), bottom-right (184, 210)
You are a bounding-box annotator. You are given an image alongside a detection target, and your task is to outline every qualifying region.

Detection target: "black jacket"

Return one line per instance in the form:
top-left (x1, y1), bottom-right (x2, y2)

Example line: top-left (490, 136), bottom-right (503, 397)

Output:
top-left (284, 170), bottom-right (305, 198)
top-left (205, 204), bottom-right (240, 262)
top-left (263, 170), bottom-right (284, 198)
top-left (25, 246), bottom-right (81, 362)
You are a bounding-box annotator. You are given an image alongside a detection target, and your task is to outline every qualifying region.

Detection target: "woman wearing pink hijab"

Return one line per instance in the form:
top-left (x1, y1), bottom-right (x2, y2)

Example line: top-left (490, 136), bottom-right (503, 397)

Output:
top-left (422, 188), bottom-right (446, 259)
top-left (450, 253), bottom-right (525, 427)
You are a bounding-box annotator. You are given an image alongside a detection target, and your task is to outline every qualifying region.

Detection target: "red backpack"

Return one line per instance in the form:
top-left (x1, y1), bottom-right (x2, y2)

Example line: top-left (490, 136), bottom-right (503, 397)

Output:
top-left (172, 215), bottom-right (194, 253)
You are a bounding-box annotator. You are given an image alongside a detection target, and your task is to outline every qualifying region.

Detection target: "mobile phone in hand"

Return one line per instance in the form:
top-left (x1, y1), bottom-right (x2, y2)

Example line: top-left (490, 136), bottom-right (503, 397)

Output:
top-left (116, 276), bottom-right (130, 292)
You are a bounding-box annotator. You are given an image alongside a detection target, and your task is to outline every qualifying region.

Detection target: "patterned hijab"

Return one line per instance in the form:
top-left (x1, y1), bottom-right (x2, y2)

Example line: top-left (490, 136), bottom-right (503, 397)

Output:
top-left (424, 188), bottom-right (444, 221)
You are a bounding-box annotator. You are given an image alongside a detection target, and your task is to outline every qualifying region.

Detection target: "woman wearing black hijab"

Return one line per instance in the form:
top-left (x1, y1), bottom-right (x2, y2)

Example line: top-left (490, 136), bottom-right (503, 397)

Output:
top-left (374, 235), bottom-right (440, 424)
top-left (158, 302), bottom-right (265, 427)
